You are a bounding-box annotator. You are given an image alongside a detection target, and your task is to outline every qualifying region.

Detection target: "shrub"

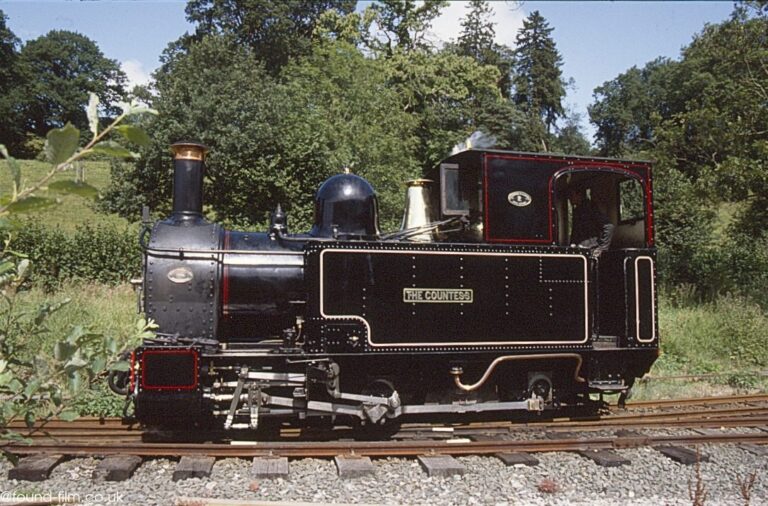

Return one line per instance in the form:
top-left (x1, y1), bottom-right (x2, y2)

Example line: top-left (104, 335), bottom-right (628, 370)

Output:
top-left (12, 220), bottom-right (141, 289)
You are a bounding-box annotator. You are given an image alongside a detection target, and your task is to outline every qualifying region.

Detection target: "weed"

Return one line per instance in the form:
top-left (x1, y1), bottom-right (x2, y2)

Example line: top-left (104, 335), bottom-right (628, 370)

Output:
top-left (688, 447), bottom-right (708, 506)
top-left (736, 471), bottom-right (758, 506)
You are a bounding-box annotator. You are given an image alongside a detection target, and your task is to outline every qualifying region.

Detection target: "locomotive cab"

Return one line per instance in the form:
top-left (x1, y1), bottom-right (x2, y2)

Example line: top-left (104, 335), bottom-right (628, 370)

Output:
top-left (427, 150), bottom-right (653, 250)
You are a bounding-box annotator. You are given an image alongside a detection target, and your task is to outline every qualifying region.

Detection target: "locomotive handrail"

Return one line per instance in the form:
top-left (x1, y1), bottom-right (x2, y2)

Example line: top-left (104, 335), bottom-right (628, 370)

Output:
top-left (143, 246), bottom-right (303, 256)
top-left (451, 353), bottom-right (586, 392)
top-left (380, 215), bottom-right (465, 241)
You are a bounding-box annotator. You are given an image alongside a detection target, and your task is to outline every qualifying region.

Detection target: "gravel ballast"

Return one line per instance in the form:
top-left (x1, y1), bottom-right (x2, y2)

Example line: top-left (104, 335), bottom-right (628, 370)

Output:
top-left (1, 443), bottom-right (766, 505)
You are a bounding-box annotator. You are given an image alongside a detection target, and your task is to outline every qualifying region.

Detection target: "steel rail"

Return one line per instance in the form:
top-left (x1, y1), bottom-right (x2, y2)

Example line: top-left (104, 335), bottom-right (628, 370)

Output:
top-left (5, 403), bottom-right (768, 441)
top-left (623, 393), bottom-right (768, 409)
top-left (3, 432), bottom-right (767, 458)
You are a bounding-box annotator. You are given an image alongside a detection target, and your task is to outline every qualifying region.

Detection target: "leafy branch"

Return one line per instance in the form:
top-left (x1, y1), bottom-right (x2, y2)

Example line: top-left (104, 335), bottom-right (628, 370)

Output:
top-left (0, 94), bottom-right (157, 216)
top-left (0, 94), bottom-right (157, 453)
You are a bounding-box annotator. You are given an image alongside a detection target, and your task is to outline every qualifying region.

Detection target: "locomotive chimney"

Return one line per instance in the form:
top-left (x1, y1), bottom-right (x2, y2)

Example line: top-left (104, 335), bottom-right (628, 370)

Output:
top-left (170, 141), bottom-right (208, 221)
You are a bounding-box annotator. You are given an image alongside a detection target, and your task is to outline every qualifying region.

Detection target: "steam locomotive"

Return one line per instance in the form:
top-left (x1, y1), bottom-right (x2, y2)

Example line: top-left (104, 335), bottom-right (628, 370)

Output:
top-left (116, 142), bottom-right (659, 432)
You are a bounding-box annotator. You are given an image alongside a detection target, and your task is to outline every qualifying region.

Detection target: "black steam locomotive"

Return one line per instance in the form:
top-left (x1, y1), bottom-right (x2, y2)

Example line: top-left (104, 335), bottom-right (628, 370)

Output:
top-left (118, 142), bottom-right (659, 431)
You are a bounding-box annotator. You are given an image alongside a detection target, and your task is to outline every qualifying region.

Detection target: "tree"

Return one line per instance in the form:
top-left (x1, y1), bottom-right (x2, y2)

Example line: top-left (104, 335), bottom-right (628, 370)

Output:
top-left (511, 11), bottom-right (566, 149)
top-left (456, 0), bottom-right (495, 60)
top-left (551, 111), bottom-right (592, 156)
top-left (102, 36), bottom-right (419, 231)
top-left (19, 30), bottom-right (127, 136)
top-left (367, 0), bottom-right (447, 56)
top-left (384, 48), bottom-right (512, 168)
top-left (184, 0), bottom-right (356, 73)
top-left (0, 10), bottom-right (25, 153)
top-left (451, 0), bottom-right (514, 98)
top-left (589, 58), bottom-right (675, 157)
top-left (0, 9), bottom-right (19, 93)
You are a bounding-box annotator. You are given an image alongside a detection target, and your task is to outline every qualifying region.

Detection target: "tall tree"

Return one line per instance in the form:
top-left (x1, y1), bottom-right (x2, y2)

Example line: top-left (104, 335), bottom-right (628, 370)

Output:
top-left (511, 11), bottom-right (566, 148)
top-left (19, 30), bottom-right (127, 136)
top-left (101, 36), bottom-right (419, 230)
top-left (452, 0), bottom-right (513, 98)
top-left (184, 0), bottom-right (356, 73)
top-left (0, 9), bottom-right (19, 89)
top-left (367, 0), bottom-right (447, 56)
top-left (456, 0), bottom-right (495, 60)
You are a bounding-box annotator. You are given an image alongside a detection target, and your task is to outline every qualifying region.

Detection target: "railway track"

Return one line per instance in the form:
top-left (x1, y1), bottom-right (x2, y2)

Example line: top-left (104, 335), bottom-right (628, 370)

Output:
top-left (1, 394), bottom-right (767, 454)
top-left (4, 431), bottom-right (767, 459)
top-left (1, 394), bottom-right (766, 485)
top-left (5, 393), bottom-right (768, 441)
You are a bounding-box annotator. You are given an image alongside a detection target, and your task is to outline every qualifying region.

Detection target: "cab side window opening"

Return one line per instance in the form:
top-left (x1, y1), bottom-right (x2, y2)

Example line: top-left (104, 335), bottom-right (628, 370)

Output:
top-left (555, 171), bottom-right (647, 250)
top-left (618, 178), bottom-right (644, 223)
top-left (440, 164), bottom-right (471, 216)
top-left (613, 177), bottom-right (646, 248)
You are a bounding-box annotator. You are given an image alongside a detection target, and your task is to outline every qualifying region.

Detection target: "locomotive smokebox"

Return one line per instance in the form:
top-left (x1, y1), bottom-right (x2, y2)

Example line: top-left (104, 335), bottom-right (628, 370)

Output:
top-left (310, 171), bottom-right (381, 239)
top-left (170, 141), bottom-right (208, 221)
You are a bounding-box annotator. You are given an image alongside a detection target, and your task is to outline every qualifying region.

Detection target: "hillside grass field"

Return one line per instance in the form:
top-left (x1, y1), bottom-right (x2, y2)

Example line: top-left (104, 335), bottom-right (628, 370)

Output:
top-left (1, 160), bottom-right (130, 230)
top-left (2, 159), bottom-right (766, 413)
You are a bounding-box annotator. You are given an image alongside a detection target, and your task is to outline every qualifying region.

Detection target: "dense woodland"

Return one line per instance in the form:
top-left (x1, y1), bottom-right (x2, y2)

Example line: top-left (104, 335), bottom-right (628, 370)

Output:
top-left (1, 0), bottom-right (767, 304)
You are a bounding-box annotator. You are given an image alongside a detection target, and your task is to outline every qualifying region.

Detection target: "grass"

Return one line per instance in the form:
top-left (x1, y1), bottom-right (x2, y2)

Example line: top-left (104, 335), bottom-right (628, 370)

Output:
top-left (14, 282), bottom-right (138, 357)
top-left (12, 282), bottom-right (139, 416)
top-left (632, 292), bottom-right (768, 400)
top-left (0, 159), bottom-right (131, 231)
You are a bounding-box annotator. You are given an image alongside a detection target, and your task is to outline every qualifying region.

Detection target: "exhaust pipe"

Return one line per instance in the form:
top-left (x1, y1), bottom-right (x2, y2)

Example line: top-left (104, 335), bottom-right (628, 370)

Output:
top-left (170, 141), bottom-right (208, 220)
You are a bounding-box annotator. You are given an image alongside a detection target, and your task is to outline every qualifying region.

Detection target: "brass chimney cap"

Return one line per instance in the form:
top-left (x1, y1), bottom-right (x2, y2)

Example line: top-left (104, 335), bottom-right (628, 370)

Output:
top-left (171, 142), bottom-right (209, 161)
top-left (405, 178), bottom-right (433, 187)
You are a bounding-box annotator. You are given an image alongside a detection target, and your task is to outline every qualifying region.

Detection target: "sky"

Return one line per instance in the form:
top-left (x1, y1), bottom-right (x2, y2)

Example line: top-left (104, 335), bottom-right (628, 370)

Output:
top-left (0, 0), bottom-right (736, 141)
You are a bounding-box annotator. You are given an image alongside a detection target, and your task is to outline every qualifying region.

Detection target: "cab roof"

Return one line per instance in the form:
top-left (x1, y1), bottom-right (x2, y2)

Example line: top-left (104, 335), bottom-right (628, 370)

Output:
top-left (438, 149), bottom-right (653, 168)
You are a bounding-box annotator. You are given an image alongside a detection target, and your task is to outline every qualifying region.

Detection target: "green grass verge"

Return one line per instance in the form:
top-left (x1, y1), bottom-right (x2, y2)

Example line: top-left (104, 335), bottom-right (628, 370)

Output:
top-left (1, 159), bottom-right (130, 231)
top-left (632, 292), bottom-right (768, 400)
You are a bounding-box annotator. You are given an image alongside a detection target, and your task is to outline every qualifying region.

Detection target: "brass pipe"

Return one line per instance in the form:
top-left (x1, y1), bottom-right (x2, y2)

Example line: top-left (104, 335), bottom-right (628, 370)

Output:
top-left (451, 353), bottom-right (586, 392)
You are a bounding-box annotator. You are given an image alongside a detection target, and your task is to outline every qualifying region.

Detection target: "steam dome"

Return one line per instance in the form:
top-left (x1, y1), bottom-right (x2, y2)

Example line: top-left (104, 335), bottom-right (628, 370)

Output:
top-left (309, 173), bottom-right (380, 239)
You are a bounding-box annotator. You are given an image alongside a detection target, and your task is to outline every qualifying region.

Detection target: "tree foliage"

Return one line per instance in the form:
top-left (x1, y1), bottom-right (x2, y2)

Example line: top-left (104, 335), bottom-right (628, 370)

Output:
top-left (0, 10), bottom-right (26, 153)
top-left (448, 0), bottom-right (514, 99)
top-left (367, 0), bottom-right (447, 56)
top-left (385, 48), bottom-right (512, 168)
top-left (184, 0), bottom-right (356, 72)
top-left (512, 10), bottom-right (566, 148)
top-left (589, 58), bottom-right (674, 157)
top-left (103, 36), bottom-right (418, 231)
top-left (18, 31), bottom-right (127, 137)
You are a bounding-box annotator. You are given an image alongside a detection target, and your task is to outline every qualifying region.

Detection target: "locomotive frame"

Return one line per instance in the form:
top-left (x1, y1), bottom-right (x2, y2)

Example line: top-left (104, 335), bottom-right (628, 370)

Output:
top-left (119, 143), bottom-right (659, 432)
